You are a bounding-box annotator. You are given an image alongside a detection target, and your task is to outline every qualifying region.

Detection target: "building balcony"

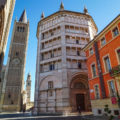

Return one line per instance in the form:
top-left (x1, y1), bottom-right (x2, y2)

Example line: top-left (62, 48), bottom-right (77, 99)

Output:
top-left (41, 32), bottom-right (61, 41)
top-left (66, 42), bottom-right (87, 48)
top-left (66, 55), bottom-right (86, 60)
top-left (65, 32), bottom-right (89, 38)
top-left (40, 56), bottom-right (62, 64)
top-left (40, 45), bottom-right (61, 53)
top-left (109, 65), bottom-right (120, 77)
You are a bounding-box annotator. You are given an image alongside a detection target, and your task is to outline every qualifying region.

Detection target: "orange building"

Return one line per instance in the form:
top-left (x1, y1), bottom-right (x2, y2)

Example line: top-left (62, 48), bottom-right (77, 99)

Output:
top-left (83, 14), bottom-right (120, 116)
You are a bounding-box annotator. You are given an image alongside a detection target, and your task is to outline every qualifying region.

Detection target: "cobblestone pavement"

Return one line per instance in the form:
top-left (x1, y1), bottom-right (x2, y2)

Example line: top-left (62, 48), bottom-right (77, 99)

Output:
top-left (0, 112), bottom-right (119, 120)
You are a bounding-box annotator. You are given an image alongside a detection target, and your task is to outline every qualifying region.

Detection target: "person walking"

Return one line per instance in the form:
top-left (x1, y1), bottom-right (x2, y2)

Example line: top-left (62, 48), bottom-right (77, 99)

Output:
top-left (78, 106), bottom-right (81, 115)
top-left (23, 106), bottom-right (26, 116)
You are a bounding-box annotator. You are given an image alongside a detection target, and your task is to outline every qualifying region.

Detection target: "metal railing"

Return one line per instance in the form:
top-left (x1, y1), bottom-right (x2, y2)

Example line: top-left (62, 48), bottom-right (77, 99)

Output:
top-left (109, 65), bottom-right (120, 77)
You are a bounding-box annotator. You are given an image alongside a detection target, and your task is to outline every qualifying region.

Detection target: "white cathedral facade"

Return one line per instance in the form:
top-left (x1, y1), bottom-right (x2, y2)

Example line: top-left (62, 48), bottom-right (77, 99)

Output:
top-left (34, 3), bottom-right (97, 114)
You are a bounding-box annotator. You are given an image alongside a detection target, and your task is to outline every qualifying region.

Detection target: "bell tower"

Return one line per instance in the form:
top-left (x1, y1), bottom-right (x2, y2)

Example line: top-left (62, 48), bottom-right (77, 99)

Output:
top-left (0, 10), bottom-right (29, 112)
top-left (26, 73), bottom-right (31, 103)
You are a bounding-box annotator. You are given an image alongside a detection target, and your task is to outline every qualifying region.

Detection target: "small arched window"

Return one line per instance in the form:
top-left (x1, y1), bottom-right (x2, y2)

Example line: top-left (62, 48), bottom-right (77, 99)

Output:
top-left (48, 81), bottom-right (53, 89)
top-left (15, 52), bottom-right (19, 56)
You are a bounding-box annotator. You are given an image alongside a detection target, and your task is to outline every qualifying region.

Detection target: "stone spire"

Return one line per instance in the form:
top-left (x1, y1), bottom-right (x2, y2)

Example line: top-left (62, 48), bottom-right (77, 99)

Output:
top-left (41, 12), bottom-right (45, 19)
top-left (60, 2), bottom-right (64, 11)
top-left (27, 73), bottom-right (31, 80)
top-left (26, 73), bottom-right (31, 103)
top-left (84, 6), bottom-right (89, 15)
top-left (19, 9), bottom-right (27, 23)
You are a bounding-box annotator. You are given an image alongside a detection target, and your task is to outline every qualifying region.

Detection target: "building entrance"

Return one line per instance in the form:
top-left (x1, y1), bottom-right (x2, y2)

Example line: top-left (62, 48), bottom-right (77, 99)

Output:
top-left (70, 73), bottom-right (91, 112)
top-left (76, 94), bottom-right (85, 111)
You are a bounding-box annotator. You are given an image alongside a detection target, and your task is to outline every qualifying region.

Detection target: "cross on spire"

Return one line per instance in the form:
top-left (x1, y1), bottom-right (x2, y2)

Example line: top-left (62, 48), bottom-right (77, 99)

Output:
top-left (84, 6), bottom-right (89, 14)
top-left (60, 1), bottom-right (64, 11)
top-left (41, 12), bottom-right (45, 19)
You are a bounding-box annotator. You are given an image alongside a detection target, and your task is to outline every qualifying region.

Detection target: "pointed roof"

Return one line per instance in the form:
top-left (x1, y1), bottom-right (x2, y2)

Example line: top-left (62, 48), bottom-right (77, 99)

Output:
top-left (19, 9), bottom-right (27, 23)
top-left (41, 12), bottom-right (45, 19)
top-left (60, 2), bottom-right (64, 11)
top-left (84, 6), bottom-right (88, 14)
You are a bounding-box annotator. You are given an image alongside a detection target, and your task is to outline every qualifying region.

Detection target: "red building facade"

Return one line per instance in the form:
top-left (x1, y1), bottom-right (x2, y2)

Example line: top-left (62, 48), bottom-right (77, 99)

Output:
top-left (84, 15), bottom-right (120, 116)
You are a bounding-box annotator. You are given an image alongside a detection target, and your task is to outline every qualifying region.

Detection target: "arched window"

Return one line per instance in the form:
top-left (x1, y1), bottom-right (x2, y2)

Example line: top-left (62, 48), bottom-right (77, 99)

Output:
top-left (74, 82), bottom-right (86, 89)
top-left (48, 81), bottom-right (53, 89)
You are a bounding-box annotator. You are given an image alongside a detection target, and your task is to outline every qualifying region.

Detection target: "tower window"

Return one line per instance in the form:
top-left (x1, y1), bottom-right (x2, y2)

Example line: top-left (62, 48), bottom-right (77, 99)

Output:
top-left (22, 27), bottom-right (25, 32)
top-left (20, 27), bottom-right (22, 32)
top-left (17, 27), bottom-right (25, 32)
top-left (28, 82), bottom-right (30, 86)
top-left (15, 52), bottom-right (19, 56)
top-left (17, 27), bottom-right (19, 32)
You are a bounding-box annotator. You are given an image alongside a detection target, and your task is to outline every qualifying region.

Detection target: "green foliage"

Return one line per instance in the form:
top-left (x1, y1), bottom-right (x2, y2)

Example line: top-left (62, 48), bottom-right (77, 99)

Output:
top-left (104, 104), bottom-right (114, 120)
top-left (104, 107), bottom-right (109, 112)
top-left (117, 92), bottom-right (120, 99)
top-left (105, 104), bottom-right (108, 108)
top-left (117, 92), bottom-right (120, 107)
top-left (109, 115), bottom-right (114, 120)
top-left (104, 104), bottom-right (109, 113)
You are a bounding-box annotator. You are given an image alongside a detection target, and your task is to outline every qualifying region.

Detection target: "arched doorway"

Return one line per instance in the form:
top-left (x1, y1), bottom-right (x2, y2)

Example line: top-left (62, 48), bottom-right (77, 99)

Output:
top-left (70, 73), bottom-right (91, 112)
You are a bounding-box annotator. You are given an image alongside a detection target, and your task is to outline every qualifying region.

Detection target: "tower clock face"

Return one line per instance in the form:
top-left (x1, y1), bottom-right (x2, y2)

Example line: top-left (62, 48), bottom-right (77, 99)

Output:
top-left (12, 58), bottom-right (20, 65)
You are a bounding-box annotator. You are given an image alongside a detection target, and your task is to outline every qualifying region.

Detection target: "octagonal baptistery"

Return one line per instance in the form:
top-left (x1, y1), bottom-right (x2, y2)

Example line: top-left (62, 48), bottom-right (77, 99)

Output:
top-left (34, 3), bottom-right (98, 114)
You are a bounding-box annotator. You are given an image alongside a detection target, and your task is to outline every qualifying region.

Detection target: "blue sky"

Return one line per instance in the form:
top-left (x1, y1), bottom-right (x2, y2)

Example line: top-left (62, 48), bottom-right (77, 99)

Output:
top-left (4, 0), bottom-right (120, 101)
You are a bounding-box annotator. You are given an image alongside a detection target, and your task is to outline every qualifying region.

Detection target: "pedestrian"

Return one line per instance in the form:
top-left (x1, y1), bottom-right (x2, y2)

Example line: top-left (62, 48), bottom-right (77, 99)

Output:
top-left (78, 106), bottom-right (81, 114)
top-left (23, 107), bottom-right (26, 115)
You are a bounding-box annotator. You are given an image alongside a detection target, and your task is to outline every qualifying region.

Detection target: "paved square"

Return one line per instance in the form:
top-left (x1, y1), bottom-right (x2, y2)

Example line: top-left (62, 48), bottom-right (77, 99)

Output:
top-left (0, 112), bottom-right (119, 120)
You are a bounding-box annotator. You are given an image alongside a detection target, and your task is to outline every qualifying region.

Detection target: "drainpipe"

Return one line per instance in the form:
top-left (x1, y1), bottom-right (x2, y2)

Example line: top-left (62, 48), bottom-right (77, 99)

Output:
top-left (94, 42), bottom-right (106, 98)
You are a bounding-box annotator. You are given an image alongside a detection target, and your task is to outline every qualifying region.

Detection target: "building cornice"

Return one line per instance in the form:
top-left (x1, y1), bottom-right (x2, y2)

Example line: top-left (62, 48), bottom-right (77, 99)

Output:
top-left (36, 10), bottom-right (98, 39)
top-left (83, 14), bottom-right (120, 51)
